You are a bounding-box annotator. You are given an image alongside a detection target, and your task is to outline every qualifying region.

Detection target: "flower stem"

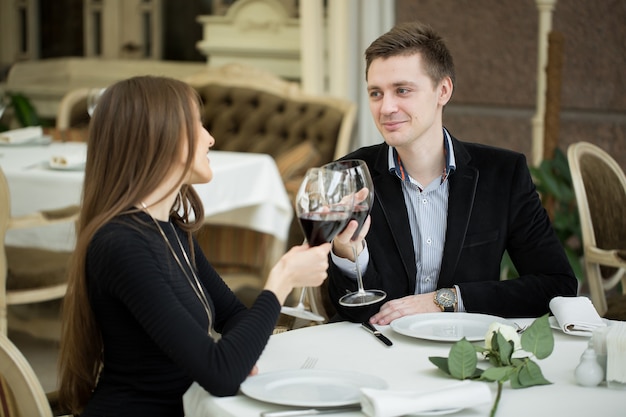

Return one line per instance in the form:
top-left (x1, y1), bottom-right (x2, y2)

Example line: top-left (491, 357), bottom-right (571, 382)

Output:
top-left (490, 381), bottom-right (503, 417)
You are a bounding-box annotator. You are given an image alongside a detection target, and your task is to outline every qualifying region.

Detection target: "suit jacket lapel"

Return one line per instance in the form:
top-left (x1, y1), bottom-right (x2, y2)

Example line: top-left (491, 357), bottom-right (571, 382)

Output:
top-left (372, 146), bottom-right (417, 290)
top-left (439, 138), bottom-right (478, 287)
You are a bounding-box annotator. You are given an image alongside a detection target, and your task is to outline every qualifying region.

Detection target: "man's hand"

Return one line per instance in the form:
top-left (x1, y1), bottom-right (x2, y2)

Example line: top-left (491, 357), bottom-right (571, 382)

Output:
top-left (332, 215), bottom-right (371, 261)
top-left (369, 292), bottom-right (440, 325)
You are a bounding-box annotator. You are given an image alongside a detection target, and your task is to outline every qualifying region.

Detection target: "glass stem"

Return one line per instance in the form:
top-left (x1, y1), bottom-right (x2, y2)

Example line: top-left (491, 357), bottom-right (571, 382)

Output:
top-left (296, 287), bottom-right (307, 309)
top-left (352, 242), bottom-right (366, 295)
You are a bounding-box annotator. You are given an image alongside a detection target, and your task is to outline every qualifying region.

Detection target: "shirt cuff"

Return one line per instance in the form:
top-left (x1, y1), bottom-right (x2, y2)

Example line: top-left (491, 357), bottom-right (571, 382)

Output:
top-left (330, 241), bottom-right (370, 280)
top-left (454, 285), bottom-right (466, 312)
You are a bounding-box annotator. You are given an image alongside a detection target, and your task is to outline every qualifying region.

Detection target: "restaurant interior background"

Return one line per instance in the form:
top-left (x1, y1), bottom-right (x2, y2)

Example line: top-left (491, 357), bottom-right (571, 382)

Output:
top-left (0, 0), bottom-right (624, 396)
top-left (0, 0), bottom-right (624, 167)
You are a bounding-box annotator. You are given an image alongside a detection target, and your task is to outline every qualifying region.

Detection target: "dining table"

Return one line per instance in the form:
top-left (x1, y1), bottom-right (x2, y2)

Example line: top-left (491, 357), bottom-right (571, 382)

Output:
top-left (183, 317), bottom-right (623, 417)
top-left (0, 140), bottom-right (292, 251)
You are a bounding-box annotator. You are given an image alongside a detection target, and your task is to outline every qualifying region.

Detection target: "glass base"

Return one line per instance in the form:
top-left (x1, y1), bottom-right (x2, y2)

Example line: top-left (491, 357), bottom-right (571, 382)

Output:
top-left (339, 290), bottom-right (386, 307)
top-left (281, 306), bottom-right (325, 322)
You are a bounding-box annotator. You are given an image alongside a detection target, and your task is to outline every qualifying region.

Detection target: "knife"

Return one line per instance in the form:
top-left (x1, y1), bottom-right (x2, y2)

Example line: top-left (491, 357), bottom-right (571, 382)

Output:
top-left (361, 321), bottom-right (393, 346)
top-left (261, 404), bottom-right (361, 416)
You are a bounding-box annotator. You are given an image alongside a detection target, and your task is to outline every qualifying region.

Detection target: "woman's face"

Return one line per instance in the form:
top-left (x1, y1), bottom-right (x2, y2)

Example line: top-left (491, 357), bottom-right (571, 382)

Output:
top-left (184, 109), bottom-right (215, 185)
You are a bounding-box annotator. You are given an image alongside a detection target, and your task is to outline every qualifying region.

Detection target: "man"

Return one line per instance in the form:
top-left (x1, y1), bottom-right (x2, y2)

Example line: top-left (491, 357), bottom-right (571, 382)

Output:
top-left (328, 21), bottom-right (577, 324)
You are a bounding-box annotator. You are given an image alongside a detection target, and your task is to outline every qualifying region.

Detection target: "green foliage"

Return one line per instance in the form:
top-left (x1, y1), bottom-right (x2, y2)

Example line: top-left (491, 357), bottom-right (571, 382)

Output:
top-left (0, 92), bottom-right (42, 131)
top-left (429, 315), bottom-right (554, 417)
top-left (501, 149), bottom-right (584, 281)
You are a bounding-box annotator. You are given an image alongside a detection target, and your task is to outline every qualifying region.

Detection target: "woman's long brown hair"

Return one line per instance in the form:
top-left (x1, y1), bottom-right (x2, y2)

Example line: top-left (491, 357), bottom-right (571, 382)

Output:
top-left (57, 76), bottom-right (205, 414)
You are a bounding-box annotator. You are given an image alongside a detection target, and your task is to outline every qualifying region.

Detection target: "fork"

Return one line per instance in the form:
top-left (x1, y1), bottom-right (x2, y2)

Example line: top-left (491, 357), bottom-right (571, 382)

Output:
top-left (514, 322), bottom-right (528, 334)
top-left (300, 356), bottom-right (318, 369)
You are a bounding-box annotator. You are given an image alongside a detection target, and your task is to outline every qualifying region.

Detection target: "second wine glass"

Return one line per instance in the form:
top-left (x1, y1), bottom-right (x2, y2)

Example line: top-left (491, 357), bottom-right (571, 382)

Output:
top-left (87, 87), bottom-right (106, 117)
top-left (323, 159), bottom-right (386, 307)
top-left (281, 167), bottom-right (355, 321)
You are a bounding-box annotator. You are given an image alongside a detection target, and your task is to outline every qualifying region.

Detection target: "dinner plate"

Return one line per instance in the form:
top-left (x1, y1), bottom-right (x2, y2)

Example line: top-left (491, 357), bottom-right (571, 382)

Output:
top-left (240, 369), bottom-right (388, 407)
top-left (409, 408), bottom-right (463, 416)
top-left (390, 312), bottom-right (514, 342)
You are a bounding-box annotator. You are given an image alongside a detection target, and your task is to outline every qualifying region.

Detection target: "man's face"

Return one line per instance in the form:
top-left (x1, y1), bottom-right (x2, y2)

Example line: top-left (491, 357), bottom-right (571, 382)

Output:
top-left (366, 53), bottom-right (452, 149)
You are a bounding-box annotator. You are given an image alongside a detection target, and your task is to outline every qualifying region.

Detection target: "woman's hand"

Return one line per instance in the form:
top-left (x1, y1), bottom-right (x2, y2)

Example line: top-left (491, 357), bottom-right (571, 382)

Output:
top-left (249, 365), bottom-right (259, 376)
top-left (265, 243), bottom-right (332, 304)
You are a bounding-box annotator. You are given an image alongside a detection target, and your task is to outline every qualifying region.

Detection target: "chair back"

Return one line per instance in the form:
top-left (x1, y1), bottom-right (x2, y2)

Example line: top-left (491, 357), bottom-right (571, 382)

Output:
top-left (0, 334), bottom-right (53, 417)
top-left (0, 167), bottom-right (75, 336)
top-left (567, 141), bottom-right (626, 315)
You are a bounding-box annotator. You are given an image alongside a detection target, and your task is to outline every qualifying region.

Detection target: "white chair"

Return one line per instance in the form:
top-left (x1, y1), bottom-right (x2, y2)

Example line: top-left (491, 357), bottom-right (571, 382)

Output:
top-left (0, 333), bottom-right (53, 417)
top-left (0, 167), bottom-right (79, 337)
top-left (567, 141), bottom-right (626, 317)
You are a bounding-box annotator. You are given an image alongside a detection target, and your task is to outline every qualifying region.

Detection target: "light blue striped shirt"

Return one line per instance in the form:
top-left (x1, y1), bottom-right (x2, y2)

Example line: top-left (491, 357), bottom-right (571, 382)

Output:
top-left (332, 128), bottom-right (466, 311)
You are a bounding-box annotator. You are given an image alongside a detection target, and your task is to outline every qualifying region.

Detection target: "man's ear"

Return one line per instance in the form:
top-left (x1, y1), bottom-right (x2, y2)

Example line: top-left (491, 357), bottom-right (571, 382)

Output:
top-left (438, 76), bottom-right (454, 106)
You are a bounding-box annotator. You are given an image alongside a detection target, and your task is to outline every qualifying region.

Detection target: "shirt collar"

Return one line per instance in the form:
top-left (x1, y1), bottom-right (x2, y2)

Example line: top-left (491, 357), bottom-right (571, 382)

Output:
top-left (388, 127), bottom-right (457, 182)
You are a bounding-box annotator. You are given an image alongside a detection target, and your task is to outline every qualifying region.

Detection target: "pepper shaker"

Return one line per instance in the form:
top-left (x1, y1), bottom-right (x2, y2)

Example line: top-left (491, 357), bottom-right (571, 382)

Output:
top-left (575, 344), bottom-right (604, 387)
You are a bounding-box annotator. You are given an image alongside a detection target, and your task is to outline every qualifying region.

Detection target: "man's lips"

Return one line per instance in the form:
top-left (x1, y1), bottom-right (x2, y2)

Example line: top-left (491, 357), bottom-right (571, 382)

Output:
top-left (381, 120), bottom-right (406, 130)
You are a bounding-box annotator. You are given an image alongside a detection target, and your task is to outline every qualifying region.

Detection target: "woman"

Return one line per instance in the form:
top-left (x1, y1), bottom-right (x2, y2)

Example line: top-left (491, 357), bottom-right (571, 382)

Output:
top-left (57, 76), bottom-right (331, 416)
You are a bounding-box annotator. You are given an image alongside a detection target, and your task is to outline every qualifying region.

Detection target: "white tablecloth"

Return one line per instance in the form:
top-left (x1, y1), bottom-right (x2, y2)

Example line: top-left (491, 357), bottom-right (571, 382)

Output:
top-left (183, 320), bottom-right (623, 417)
top-left (0, 142), bottom-right (292, 251)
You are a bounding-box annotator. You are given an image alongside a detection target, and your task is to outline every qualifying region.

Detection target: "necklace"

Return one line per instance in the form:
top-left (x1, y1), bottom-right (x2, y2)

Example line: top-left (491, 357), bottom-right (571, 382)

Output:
top-left (140, 203), bottom-right (213, 337)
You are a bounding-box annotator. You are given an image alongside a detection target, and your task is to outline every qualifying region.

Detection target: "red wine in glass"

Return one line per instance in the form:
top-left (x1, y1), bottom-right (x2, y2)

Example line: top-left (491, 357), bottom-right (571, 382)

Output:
top-left (299, 210), bottom-right (351, 247)
top-left (349, 204), bottom-right (370, 239)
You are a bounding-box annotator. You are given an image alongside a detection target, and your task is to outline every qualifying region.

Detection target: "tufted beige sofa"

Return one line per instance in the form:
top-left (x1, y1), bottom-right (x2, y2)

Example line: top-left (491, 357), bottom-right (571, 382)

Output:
top-left (54, 63), bottom-right (356, 302)
top-left (184, 64), bottom-right (356, 300)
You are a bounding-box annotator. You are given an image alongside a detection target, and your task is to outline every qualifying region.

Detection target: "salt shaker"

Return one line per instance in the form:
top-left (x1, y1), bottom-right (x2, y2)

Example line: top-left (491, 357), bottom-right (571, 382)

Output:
top-left (575, 344), bottom-right (604, 387)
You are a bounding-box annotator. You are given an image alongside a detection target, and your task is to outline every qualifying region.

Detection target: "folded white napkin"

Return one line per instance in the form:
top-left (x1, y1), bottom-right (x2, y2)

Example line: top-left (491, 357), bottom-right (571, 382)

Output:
top-left (360, 380), bottom-right (491, 417)
top-left (49, 150), bottom-right (87, 169)
top-left (606, 322), bottom-right (626, 384)
top-left (549, 296), bottom-right (606, 334)
top-left (0, 126), bottom-right (43, 144)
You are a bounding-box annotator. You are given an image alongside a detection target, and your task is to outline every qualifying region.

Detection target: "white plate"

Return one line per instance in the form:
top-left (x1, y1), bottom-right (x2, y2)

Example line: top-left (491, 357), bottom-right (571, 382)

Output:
top-left (47, 161), bottom-right (85, 171)
top-left (409, 408), bottom-right (463, 416)
top-left (390, 312), bottom-right (514, 342)
top-left (0, 135), bottom-right (52, 146)
top-left (240, 369), bottom-right (388, 407)
top-left (548, 316), bottom-right (610, 337)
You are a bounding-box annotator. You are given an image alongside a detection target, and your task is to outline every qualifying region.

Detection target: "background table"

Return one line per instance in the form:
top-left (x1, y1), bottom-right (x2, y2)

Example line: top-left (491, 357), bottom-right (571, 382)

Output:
top-left (184, 320), bottom-right (623, 417)
top-left (0, 142), bottom-right (292, 251)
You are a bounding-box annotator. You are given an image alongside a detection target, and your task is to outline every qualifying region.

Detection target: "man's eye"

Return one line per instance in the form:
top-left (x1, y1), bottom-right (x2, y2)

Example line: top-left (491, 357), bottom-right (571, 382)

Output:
top-left (397, 88), bottom-right (410, 94)
top-left (369, 91), bottom-right (381, 98)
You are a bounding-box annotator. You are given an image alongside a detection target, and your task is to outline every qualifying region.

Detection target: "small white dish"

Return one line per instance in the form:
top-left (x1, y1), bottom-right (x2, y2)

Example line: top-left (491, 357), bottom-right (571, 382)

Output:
top-left (390, 312), bottom-right (514, 342)
top-left (240, 369), bottom-right (388, 407)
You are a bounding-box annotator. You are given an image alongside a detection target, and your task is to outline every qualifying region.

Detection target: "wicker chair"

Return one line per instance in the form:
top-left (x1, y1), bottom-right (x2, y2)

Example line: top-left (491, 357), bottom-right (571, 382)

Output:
top-left (567, 142), bottom-right (626, 318)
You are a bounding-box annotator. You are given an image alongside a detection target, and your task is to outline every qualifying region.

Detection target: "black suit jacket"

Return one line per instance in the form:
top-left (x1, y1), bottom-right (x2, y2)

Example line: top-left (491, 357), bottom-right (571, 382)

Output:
top-left (328, 136), bottom-right (578, 322)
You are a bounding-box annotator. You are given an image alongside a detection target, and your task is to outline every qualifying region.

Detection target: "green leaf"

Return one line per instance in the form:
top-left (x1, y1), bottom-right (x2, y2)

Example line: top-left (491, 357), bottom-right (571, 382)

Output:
top-left (9, 93), bottom-right (40, 127)
top-left (428, 356), bottom-right (451, 376)
top-left (521, 314), bottom-right (554, 359)
top-left (495, 333), bottom-right (514, 366)
top-left (480, 365), bottom-right (515, 382)
top-left (515, 360), bottom-right (552, 388)
top-left (448, 338), bottom-right (478, 380)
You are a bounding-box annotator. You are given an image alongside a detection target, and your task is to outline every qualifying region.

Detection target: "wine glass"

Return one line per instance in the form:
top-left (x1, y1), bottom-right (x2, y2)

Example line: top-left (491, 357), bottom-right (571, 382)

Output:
top-left (323, 159), bottom-right (386, 307)
top-left (87, 87), bottom-right (106, 117)
top-left (281, 167), bottom-right (355, 321)
top-left (0, 88), bottom-right (9, 120)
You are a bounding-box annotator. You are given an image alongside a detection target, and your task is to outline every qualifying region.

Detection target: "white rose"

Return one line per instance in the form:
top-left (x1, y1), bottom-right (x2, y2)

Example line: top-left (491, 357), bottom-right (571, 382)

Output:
top-left (485, 322), bottom-right (521, 351)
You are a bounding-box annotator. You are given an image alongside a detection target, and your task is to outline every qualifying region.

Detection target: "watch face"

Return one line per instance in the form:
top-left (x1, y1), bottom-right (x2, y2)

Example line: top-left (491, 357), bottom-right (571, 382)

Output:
top-left (436, 288), bottom-right (456, 307)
